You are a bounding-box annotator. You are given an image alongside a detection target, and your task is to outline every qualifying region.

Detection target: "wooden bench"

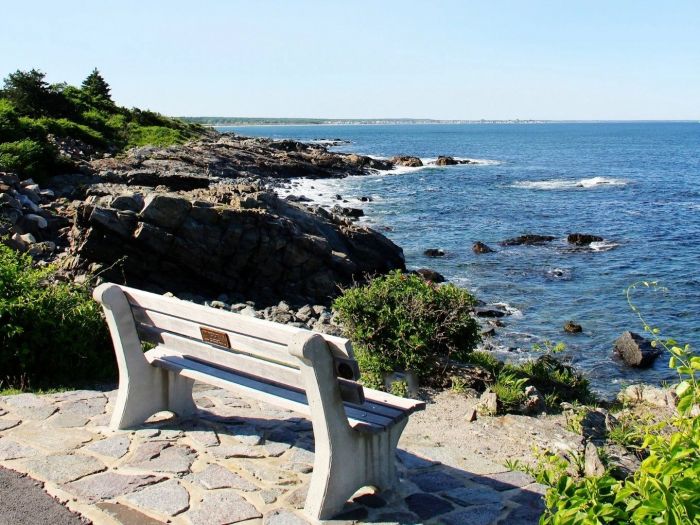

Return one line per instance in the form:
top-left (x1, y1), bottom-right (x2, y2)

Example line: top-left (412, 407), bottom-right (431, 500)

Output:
top-left (94, 283), bottom-right (425, 520)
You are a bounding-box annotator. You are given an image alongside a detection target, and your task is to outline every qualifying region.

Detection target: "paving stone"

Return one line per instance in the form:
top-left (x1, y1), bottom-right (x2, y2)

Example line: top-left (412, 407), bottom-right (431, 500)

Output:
top-left (264, 509), bottom-right (310, 525)
top-left (504, 502), bottom-right (544, 524)
top-left (396, 449), bottom-right (439, 470)
top-left (438, 504), bottom-right (503, 525)
top-left (288, 463), bottom-right (313, 474)
top-left (443, 486), bottom-right (504, 507)
top-left (185, 490), bottom-right (262, 524)
top-left (49, 390), bottom-right (107, 403)
top-left (265, 441), bottom-right (293, 457)
top-left (242, 460), bottom-right (297, 485)
top-left (211, 444), bottom-right (267, 459)
top-left (189, 464), bottom-right (257, 491)
top-left (126, 442), bottom-right (195, 474)
top-left (89, 413), bottom-right (112, 427)
top-left (333, 506), bottom-right (369, 521)
top-left (96, 502), bottom-right (166, 525)
top-left (63, 472), bottom-right (166, 502)
top-left (23, 453), bottom-right (106, 484)
top-left (286, 485), bottom-right (308, 509)
top-left (194, 397), bottom-right (215, 409)
top-left (353, 493), bottom-right (387, 508)
top-left (58, 397), bottom-right (107, 418)
top-left (288, 446), bottom-right (314, 464)
top-left (2, 393), bottom-right (47, 409)
top-left (507, 487), bottom-right (547, 512)
top-left (83, 435), bottom-right (131, 459)
top-left (46, 412), bottom-right (90, 428)
top-left (472, 470), bottom-right (535, 491)
top-left (187, 427), bottom-right (219, 447)
top-left (134, 428), bottom-right (161, 439)
top-left (375, 511), bottom-right (421, 524)
top-left (0, 437), bottom-right (37, 460)
top-left (9, 426), bottom-right (94, 452)
top-left (0, 419), bottom-right (21, 431)
top-left (0, 408), bottom-right (7, 416)
top-left (260, 489), bottom-right (281, 504)
top-left (123, 479), bottom-right (190, 517)
top-left (153, 429), bottom-right (185, 440)
top-left (410, 470), bottom-right (464, 492)
top-left (228, 424), bottom-right (263, 445)
top-left (405, 493), bottom-right (454, 520)
top-left (267, 427), bottom-right (298, 444)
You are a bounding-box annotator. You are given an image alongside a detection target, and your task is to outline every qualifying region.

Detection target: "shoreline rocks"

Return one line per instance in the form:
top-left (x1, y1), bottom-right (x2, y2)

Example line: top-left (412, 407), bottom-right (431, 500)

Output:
top-left (613, 331), bottom-right (662, 368)
top-left (564, 321), bottom-right (583, 334)
top-left (472, 241), bottom-right (494, 254)
top-left (500, 234), bottom-right (556, 246)
top-left (391, 156), bottom-right (423, 167)
top-left (424, 248), bottom-right (445, 257)
top-left (567, 233), bottom-right (603, 246)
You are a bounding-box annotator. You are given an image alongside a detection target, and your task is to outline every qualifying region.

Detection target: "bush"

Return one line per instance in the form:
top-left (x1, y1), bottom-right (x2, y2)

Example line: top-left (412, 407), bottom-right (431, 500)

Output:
top-left (0, 139), bottom-right (55, 179)
top-left (126, 125), bottom-right (190, 148)
top-left (332, 270), bottom-right (480, 388)
top-left (0, 244), bottom-right (114, 389)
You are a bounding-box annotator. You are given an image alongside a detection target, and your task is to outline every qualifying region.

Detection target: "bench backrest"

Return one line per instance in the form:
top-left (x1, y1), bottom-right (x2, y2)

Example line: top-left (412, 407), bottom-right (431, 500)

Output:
top-left (113, 285), bottom-right (364, 402)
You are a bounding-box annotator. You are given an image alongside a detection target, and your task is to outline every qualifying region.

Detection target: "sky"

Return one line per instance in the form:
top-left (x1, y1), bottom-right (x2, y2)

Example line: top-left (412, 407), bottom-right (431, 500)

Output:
top-left (2, 1), bottom-right (699, 120)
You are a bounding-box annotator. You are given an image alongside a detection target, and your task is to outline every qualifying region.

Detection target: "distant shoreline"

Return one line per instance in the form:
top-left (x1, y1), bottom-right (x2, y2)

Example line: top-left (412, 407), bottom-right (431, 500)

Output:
top-left (182, 118), bottom-right (699, 127)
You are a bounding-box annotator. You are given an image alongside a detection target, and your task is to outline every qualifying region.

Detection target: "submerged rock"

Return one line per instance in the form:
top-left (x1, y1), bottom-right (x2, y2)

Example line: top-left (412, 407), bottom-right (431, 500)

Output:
top-left (424, 248), bottom-right (445, 257)
top-left (435, 156), bottom-right (458, 166)
top-left (613, 331), bottom-right (662, 368)
top-left (472, 241), bottom-right (494, 254)
top-left (567, 233), bottom-right (604, 246)
top-left (500, 234), bottom-right (556, 246)
top-left (564, 321), bottom-right (583, 333)
top-left (414, 268), bottom-right (445, 283)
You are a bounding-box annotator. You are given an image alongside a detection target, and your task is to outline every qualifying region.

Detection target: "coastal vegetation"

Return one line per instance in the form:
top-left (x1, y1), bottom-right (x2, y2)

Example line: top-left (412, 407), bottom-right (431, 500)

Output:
top-left (333, 270), bottom-right (481, 389)
top-left (533, 283), bottom-right (700, 524)
top-left (0, 68), bottom-right (205, 180)
top-left (0, 244), bottom-right (113, 390)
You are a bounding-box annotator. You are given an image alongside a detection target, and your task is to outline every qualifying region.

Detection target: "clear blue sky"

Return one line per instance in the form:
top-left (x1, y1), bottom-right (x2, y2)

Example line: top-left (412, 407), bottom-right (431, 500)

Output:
top-left (2, 1), bottom-right (698, 120)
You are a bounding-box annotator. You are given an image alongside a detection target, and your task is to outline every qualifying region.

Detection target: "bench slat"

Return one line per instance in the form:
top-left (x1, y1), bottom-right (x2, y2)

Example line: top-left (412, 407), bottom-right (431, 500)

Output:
top-left (146, 349), bottom-right (394, 432)
top-left (133, 307), bottom-right (297, 367)
top-left (362, 389), bottom-right (426, 414)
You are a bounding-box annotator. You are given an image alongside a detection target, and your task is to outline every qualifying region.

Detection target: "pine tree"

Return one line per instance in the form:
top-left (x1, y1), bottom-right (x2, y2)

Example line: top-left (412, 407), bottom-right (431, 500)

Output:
top-left (81, 68), bottom-right (112, 103)
top-left (0, 69), bottom-right (52, 117)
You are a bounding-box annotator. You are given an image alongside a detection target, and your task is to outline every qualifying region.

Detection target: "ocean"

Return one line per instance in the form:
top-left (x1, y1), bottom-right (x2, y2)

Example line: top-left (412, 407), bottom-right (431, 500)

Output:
top-left (217, 122), bottom-right (700, 397)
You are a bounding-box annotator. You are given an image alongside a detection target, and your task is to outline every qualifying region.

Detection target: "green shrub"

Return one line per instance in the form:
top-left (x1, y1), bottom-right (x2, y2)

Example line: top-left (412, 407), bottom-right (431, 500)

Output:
top-left (126, 125), bottom-right (190, 148)
top-left (0, 244), bottom-right (114, 389)
top-left (332, 270), bottom-right (480, 388)
top-left (0, 139), bottom-right (55, 179)
top-left (539, 282), bottom-right (700, 524)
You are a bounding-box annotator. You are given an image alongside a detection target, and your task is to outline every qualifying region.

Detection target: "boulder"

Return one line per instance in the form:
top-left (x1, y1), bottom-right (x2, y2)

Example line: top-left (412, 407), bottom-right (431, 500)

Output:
top-left (567, 233), bottom-right (603, 246)
top-left (613, 331), bottom-right (662, 367)
top-left (522, 386), bottom-right (546, 415)
top-left (564, 321), bottom-right (583, 333)
top-left (424, 248), bottom-right (445, 257)
top-left (414, 268), bottom-right (445, 283)
top-left (141, 195), bottom-right (192, 230)
top-left (617, 384), bottom-right (677, 407)
top-left (478, 391), bottom-right (498, 415)
top-left (390, 156), bottom-right (423, 167)
top-left (435, 156), bottom-right (458, 166)
top-left (500, 234), bottom-right (556, 246)
top-left (472, 241), bottom-right (493, 254)
top-left (331, 205), bottom-right (364, 219)
top-left (584, 442), bottom-right (606, 477)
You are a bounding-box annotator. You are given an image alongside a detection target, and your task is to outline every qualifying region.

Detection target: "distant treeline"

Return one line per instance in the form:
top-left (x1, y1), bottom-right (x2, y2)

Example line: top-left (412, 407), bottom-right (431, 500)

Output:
top-left (179, 117), bottom-right (538, 126)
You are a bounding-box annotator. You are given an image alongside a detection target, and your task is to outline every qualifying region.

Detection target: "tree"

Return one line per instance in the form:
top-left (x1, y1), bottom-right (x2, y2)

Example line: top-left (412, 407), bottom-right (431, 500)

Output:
top-left (81, 68), bottom-right (112, 103)
top-left (0, 69), bottom-right (52, 117)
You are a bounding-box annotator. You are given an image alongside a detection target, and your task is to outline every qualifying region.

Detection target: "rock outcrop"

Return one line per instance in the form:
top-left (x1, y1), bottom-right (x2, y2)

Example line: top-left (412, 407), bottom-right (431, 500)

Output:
top-left (613, 331), bottom-right (662, 368)
top-left (90, 135), bottom-right (393, 186)
top-left (66, 182), bottom-right (404, 306)
top-left (391, 156), bottom-right (423, 167)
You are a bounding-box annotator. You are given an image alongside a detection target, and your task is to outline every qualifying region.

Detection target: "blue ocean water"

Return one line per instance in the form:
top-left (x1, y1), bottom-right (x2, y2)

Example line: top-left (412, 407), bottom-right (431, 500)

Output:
top-left (219, 123), bottom-right (700, 396)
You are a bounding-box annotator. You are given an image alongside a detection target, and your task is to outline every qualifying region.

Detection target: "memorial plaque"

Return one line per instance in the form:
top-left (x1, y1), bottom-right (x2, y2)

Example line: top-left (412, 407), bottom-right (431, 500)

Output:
top-left (200, 327), bottom-right (231, 349)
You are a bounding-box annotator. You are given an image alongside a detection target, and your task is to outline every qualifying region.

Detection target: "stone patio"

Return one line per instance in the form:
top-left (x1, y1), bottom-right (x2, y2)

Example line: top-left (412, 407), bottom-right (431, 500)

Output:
top-left (0, 386), bottom-right (547, 524)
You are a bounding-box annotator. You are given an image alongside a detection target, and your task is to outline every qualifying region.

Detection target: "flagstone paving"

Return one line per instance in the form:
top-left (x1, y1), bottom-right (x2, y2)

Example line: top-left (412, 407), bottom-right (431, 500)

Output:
top-left (0, 386), bottom-right (547, 524)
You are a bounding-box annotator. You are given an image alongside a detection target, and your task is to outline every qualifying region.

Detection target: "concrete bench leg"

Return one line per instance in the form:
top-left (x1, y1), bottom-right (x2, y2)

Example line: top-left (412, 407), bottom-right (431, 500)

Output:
top-left (290, 333), bottom-right (408, 521)
top-left (94, 284), bottom-right (196, 430)
top-left (306, 419), bottom-right (407, 520)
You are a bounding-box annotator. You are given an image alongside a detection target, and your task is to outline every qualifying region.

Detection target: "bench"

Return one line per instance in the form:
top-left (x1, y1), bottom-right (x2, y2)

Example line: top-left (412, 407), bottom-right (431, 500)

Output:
top-left (94, 283), bottom-right (425, 520)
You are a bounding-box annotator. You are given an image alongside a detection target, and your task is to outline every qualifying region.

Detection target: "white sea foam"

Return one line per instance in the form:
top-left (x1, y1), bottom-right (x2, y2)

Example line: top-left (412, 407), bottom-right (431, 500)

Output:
top-left (512, 176), bottom-right (628, 190)
top-left (490, 302), bottom-right (524, 318)
top-left (589, 240), bottom-right (620, 252)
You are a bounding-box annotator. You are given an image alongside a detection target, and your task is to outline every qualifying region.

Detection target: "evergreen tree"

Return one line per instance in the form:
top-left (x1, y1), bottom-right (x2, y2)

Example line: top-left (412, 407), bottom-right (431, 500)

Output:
top-left (81, 68), bottom-right (112, 103)
top-left (0, 69), bottom-right (52, 117)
